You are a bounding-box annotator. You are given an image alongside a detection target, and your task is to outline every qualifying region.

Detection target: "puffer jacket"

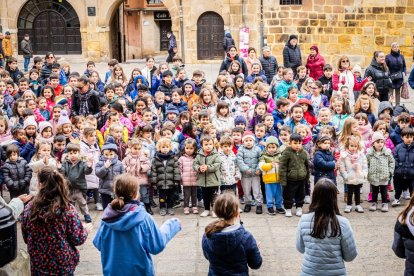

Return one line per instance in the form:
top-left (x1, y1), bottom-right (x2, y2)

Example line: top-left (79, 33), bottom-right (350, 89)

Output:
top-left (1, 158), bottom-right (32, 192)
top-left (252, 95), bottom-right (276, 113)
top-left (282, 40), bottom-right (302, 73)
top-left (236, 145), bottom-right (261, 177)
top-left (122, 152), bottom-right (151, 186)
top-left (170, 100), bottom-right (189, 113)
top-left (306, 52), bottom-right (325, 80)
top-left (313, 149), bottom-right (336, 183)
top-left (364, 59), bottom-right (392, 95)
top-left (245, 72), bottom-right (268, 84)
top-left (219, 151), bottom-right (241, 185)
top-left (279, 146), bottom-right (309, 186)
top-left (296, 212), bottom-right (357, 276)
top-left (157, 82), bottom-right (178, 102)
top-left (386, 50), bottom-right (406, 90)
top-left (331, 114), bottom-right (351, 133)
top-left (276, 80), bottom-right (297, 99)
top-left (339, 150), bottom-right (368, 185)
top-left (259, 55), bottom-right (278, 84)
top-left (178, 154), bottom-right (197, 186)
top-left (393, 210), bottom-right (414, 276)
top-left (28, 157), bottom-right (57, 196)
top-left (211, 115), bottom-right (235, 134)
top-left (394, 142), bottom-right (414, 179)
top-left (151, 152), bottom-right (180, 189)
top-left (366, 147), bottom-right (395, 184)
top-left (223, 33), bottom-right (235, 51)
top-left (96, 155), bottom-right (125, 196)
top-left (79, 141), bottom-right (101, 189)
top-left (193, 148), bottom-right (222, 187)
top-left (258, 150), bottom-right (281, 184)
top-left (60, 160), bottom-right (93, 191)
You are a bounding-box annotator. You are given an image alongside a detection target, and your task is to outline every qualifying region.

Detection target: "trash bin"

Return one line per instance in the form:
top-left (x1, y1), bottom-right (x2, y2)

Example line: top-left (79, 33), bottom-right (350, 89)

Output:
top-left (0, 205), bottom-right (17, 267)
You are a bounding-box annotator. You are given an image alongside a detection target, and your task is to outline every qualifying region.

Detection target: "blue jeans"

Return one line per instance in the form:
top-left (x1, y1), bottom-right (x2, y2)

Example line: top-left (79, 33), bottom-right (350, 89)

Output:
top-left (265, 183), bottom-right (283, 208)
top-left (24, 57), bottom-right (30, 71)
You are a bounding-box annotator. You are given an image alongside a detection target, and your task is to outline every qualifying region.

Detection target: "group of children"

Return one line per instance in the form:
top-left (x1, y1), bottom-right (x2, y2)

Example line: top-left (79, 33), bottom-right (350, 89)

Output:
top-left (1, 52), bottom-right (414, 221)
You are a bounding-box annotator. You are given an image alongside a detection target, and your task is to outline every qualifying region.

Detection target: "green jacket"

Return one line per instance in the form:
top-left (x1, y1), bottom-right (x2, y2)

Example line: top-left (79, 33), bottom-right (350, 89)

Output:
top-left (60, 160), bottom-right (93, 190)
top-left (193, 148), bottom-right (222, 187)
top-left (279, 146), bottom-right (309, 186)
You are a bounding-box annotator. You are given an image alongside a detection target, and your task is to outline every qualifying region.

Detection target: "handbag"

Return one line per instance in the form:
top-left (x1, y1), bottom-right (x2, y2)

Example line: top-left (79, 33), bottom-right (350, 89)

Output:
top-left (390, 71), bottom-right (403, 81)
top-left (401, 82), bottom-right (409, 99)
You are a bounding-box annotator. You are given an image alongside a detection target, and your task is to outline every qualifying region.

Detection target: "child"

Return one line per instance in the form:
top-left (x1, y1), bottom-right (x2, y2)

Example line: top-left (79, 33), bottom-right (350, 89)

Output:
top-left (354, 94), bottom-right (376, 127)
top-left (36, 97), bottom-right (50, 121)
top-left (0, 115), bottom-right (13, 146)
top-left (279, 134), bottom-right (310, 217)
top-left (178, 138), bottom-right (199, 214)
top-left (278, 125), bottom-right (292, 152)
top-left (318, 64), bottom-right (334, 100)
top-left (108, 124), bottom-right (127, 161)
top-left (313, 135), bottom-right (336, 185)
top-left (246, 62), bottom-right (267, 83)
top-left (93, 173), bottom-right (181, 276)
top-left (391, 113), bottom-right (411, 146)
top-left (262, 113), bottom-right (276, 136)
top-left (151, 137), bottom-right (180, 216)
top-left (295, 65), bottom-right (308, 91)
top-left (219, 84), bottom-right (239, 114)
top-left (297, 98), bottom-right (318, 127)
top-left (198, 87), bottom-right (218, 117)
top-left (170, 89), bottom-right (189, 113)
top-left (270, 66), bottom-right (284, 97)
top-left (122, 138), bottom-right (152, 214)
top-left (193, 135), bottom-right (222, 217)
top-left (9, 98), bottom-right (26, 128)
top-left (59, 143), bottom-right (93, 223)
top-left (352, 64), bottom-right (363, 99)
top-left (236, 96), bottom-right (253, 123)
top-left (56, 110), bottom-right (77, 144)
top-left (2, 144), bottom-right (32, 198)
top-left (312, 107), bottom-right (336, 140)
top-left (252, 83), bottom-right (275, 113)
top-left (53, 135), bottom-right (66, 163)
top-left (272, 98), bottom-right (289, 136)
top-left (366, 132), bottom-right (394, 212)
top-left (181, 80), bottom-right (199, 110)
top-left (212, 101), bottom-right (235, 135)
top-left (40, 85), bottom-right (55, 112)
top-left (255, 123), bottom-right (267, 150)
top-left (164, 105), bottom-right (179, 124)
top-left (21, 167), bottom-right (89, 276)
top-left (202, 192), bottom-right (262, 275)
top-left (258, 136), bottom-right (285, 215)
top-left (12, 123), bottom-right (36, 163)
top-left (233, 75), bottom-right (245, 96)
top-left (236, 131), bottom-right (263, 214)
top-left (355, 112), bottom-right (372, 148)
top-left (360, 81), bottom-right (380, 116)
top-left (191, 70), bottom-right (206, 95)
top-left (372, 120), bottom-right (395, 152)
top-left (104, 59), bottom-right (119, 84)
top-left (219, 136), bottom-right (241, 194)
top-left (50, 104), bottom-right (63, 133)
top-left (29, 69), bottom-right (42, 97)
top-left (331, 97), bottom-right (352, 133)
top-left (96, 141), bottom-right (126, 209)
top-left (339, 136), bottom-right (368, 213)
top-left (157, 70), bottom-right (177, 103)
top-left (249, 102), bottom-right (266, 131)
top-left (285, 104), bottom-right (309, 133)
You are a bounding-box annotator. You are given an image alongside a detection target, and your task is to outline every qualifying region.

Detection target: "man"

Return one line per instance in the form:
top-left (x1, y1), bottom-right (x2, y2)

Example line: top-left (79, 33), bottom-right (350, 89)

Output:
top-left (71, 76), bottom-right (101, 117)
top-left (166, 31), bottom-right (177, 63)
top-left (259, 46), bottom-right (278, 85)
top-left (0, 33), bottom-right (4, 68)
top-left (2, 32), bottom-right (12, 64)
top-left (282, 34), bottom-right (302, 76)
top-left (20, 34), bottom-right (33, 72)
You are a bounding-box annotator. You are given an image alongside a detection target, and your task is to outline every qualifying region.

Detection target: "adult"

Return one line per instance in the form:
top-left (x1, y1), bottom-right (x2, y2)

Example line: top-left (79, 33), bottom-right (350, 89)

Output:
top-left (219, 45), bottom-right (248, 78)
top-left (386, 42), bottom-right (406, 106)
top-left (259, 46), bottom-right (278, 85)
top-left (72, 76), bottom-right (101, 117)
top-left (283, 34), bottom-right (302, 75)
top-left (40, 52), bottom-right (56, 84)
top-left (306, 45), bottom-right (325, 80)
top-left (0, 33), bottom-right (4, 67)
top-left (223, 30), bottom-right (235, 52)
top-left (245, 47), bottom-right (261, 76)
top-left (141, 56), bottom-right (156, 91)
top-left (2, 31), bottom-right (12, 63)
top-left (296, 178), bottom-right (357, 275)
top-left (20, 34), bottom-right (33, 72)
top-left (365, 51), bottom-right (393, 102)
top-left (166, 31), bottom-right (177, 63)
top-left (332, 55), bottom-right (369, 104)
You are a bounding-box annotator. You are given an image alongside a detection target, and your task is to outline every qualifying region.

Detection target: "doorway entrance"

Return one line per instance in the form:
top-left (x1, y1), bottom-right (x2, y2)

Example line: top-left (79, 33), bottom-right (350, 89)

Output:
top-left (197, 12), bottom-right (224, 60)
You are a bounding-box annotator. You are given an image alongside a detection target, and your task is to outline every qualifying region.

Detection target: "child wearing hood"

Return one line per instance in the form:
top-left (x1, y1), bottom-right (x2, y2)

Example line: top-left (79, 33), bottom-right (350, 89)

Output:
top-left (297, 98), bottom-right (318, 127)
top-left (181, 80), bottom-right (199, 110)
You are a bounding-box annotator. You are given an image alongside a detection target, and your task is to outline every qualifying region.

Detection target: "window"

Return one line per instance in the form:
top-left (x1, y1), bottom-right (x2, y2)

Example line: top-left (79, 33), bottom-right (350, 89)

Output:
top-left (147, 0), bottom-right (162, 4)
top-left (280, 0), bottom-right (302, 5)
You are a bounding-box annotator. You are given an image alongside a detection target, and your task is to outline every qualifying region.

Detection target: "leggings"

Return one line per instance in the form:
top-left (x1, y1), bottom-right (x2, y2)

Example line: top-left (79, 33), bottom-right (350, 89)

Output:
top-left (347, 184), bottom-right (362, 206)
top-left (371, 185), bottom-right (388, 203)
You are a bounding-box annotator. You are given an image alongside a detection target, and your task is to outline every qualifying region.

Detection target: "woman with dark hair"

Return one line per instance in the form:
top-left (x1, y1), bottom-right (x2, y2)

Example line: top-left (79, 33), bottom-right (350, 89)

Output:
top-left (219, 45), bottom-right (249, 79)
top-left (296, 178), bottom-right (357, 275)
top-left (386, 42), bottom-right (406, 106)
top-left (245, 47), bottom-right (261, 76)
top-left (365, 51), bottom-right (393, 102)
top-left (40, 52), bottom-right (56, 84)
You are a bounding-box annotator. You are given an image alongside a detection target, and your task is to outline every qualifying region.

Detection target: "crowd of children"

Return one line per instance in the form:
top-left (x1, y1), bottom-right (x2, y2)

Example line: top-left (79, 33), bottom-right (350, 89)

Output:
top-left (0, 48), bottom-right (413, 222)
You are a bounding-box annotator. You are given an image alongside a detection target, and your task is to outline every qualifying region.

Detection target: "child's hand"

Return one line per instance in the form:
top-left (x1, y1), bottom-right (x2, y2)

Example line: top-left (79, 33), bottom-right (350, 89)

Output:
top-left (255, 170), bottom-right (261, 175)
top-left (260, 141), bottom-right (266, 146)
top-left (277, 123), bottom-right (282, 129)
top-left (132, 113), bottom-right (138, 121)
top-left (246, 170), bottom-right (252, 176)
top-left (87, 156), bottom-right (94, 167)
top-left (165, 96), bottom-right (171, 101)
top-left (18, 193), bottom-right (33, 204)
top-left (200, 165), bottom-right (208, 172)
top-left (69, 136), bottom-right (76, 143)
top-left (43, 156), bottom-right (49, 165)
top-left (104, 159), bottom-right (112, 168)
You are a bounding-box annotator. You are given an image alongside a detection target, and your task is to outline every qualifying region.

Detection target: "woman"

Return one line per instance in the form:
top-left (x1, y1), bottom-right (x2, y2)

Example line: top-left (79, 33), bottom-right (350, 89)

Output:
top-left (141, 56), bottom-right (157, 91)
top-left (296, 178), bottom-right (358, 275)
top-left (365, 51), bottom-right (393, 102)
top-left (393, 195), bottom-right (414, 275)
top-left (283, 34), bottom-right (302, 75)
top-left (219, 45), bottom-right (248, 79)
top-left (386, 42), bottom-right (406, 106)
top-left (151, 62), bottom-right (169, 95)
top-left (306, 45), bottom-right (326, 80)
top-left (40, 52), bottom-right (56, 84)
top-left (245, 47), bottom-right (261, 76)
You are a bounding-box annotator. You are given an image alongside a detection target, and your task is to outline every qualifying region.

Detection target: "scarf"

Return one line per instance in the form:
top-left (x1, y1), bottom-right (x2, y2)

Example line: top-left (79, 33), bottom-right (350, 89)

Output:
top-left (79, 91), bottom-right (91, 116)
top-left (156, 151), bottom-right (173, 161)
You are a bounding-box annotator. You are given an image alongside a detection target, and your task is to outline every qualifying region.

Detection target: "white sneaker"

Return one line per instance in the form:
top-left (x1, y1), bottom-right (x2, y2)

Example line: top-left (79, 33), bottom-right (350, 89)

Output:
top-left (285, 209), bottom-right (292, 217)
top-left (304, 196), bottom-right (311, 204)
top-left (381, 203), bottom-right (389, 212)
top-left (403, 190), bottom-right (411, 200)
top-left (296, 207), bottom-right (303, 217)
top-left (369, 203), bottom-right (377, 211)
top-left (211, 211), bottom-right (217, 218)
top-left (198, 200), bottom-right (205, 208)
top-left (96, 203), bottom-right (103, 211)
top-left (355, 205), bottom-right (364, 213)
top-left (392, 199), bottom-right (401, 207)
top-left (200, 210), bottom-right (210, 217)
top-left (344, 205), bottom-right (352, 213)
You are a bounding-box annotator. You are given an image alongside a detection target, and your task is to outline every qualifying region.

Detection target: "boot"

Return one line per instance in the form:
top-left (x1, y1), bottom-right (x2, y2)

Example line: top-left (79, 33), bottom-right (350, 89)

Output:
top-left (145, 203), bottom-right (153, 215)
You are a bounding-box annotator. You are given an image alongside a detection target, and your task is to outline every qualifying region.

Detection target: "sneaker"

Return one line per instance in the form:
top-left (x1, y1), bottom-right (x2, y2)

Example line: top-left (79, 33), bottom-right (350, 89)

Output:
top-left (285, 209), bottom-right (292, 217)
top-left (198, 200), bottom-right (204, 208)
top-left (151, 199), bottom-right (158, 208)
top-left (381, 203), bottom-right (389, 212)
top-left (87, 196), bottom-right (94, 204)
top-left (167, 209), bottom-right (175, 215)
top-left (369, 203), bottom-right (377, 211)
top-left (192, 207), bottom-right (198, 214)
top-left (84, 214), bottom-right (92, 223)
top-left (251, 200), bottom-right (256, 206)
top-left (145, 204), bottom-right (153, 215)
top-left (256, 205), bottom-right (263, 215)
top-left (355, 205), bottom-right (364, 213)
top-left (96, 203), bottom-right (103, 211)
top-left (239, 197), bottom-right (245, 204)
top-left (344, 205), bottom-right (352, 213)
top-left (239, 208), bottom-right (243, 213)
top-left (212, 211), bottom-right (217, 218)
top-left (392, 199), bottom-right (401, 207)
top-left (160, 208), bottom-right (167, 216)
top-left (267, 207), bottom-right (276, 215)
top-left (403, 190), bottom-right (411, 200)
top-left (244, 204), bottom-right (252, 213)
top-left (276, 207), bottom-right (286, 214)
top-left (184, 207), bottom-right (190, 215)
top-left (304, 196), bottom-right (311, 204)
top-left (173, 201), bottom-right (181, 209)
top-left (296, 207), bottom-right (303, 217)
top-left (200, 210), bottom-right (210, 217)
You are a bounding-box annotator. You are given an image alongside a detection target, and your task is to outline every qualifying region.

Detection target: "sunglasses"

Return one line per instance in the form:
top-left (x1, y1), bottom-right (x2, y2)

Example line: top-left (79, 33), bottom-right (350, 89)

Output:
top-left (341, 60), bottom-right (349, 63)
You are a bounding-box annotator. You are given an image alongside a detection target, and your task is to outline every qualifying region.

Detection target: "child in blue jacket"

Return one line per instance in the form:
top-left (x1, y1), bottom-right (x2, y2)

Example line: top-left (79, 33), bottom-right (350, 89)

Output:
top-left (93, 173), bottom-right (181, 276)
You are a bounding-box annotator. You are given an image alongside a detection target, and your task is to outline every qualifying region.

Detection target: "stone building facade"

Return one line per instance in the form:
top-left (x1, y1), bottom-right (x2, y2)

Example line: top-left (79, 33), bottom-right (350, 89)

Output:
top-left (0, 0), bottom-right (413, 67)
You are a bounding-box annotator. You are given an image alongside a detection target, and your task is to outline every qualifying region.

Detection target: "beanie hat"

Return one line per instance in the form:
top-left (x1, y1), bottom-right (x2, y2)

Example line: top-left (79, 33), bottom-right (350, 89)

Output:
top-left (242, 131), bottom-right (255, 142)
top-left (55, 95), bottom-right (68, 106)
top-left (183, 80), bottom-right (195, 92)
top-left (101, 140), bottom-right (118, 153)
top-left (23, 117), bottom-right (37, 130)
top-left (288, 34), bottom-right (298, 42)
top-left (166, 104), bottom-right (179, 115)
top-left (310, 45), bottom-right (319, 53)
top-left (352, 64), bottom-right (362, 73)
top-left (239, 96), bottom-right (252, 105)
top-left (371, 131), bottom-right (385, 144)
top-left (57, 110), bottom-right (71, 127)
top-left (38, 121), bottom-right (52, 134)
top-left (265, 136), bottom-right (279, 147)
top-left (234, 115), bottom-right (247, 126)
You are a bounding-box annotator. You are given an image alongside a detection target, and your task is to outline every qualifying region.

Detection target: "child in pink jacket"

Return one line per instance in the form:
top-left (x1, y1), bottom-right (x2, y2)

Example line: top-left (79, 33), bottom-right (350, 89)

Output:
top-left (178, 138), bottom-right (198, 214)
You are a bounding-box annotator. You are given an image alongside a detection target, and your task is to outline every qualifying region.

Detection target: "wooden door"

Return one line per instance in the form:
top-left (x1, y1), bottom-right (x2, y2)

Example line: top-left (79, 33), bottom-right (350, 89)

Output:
top-left (50, 12), bottom-right (66, 54)
top-left (159, 20), bottom-right (172, 51)
top-left (33, 12), bottom-right (50, 53)
top-left (197, 12), bottom-right (224, 60)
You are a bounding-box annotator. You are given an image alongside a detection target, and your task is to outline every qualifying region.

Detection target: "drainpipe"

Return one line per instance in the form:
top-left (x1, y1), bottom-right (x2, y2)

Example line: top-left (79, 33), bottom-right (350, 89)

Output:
top-left (179, 0), bottom-right (185, 63)
top-left (242, 0), bottom-right (246, 26)
top-left (260, 0), bottom-right (264, 49)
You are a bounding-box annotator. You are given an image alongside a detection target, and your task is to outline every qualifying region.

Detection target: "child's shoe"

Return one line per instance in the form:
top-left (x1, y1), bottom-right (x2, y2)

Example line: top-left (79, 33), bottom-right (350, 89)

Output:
top-left (369, 203), bottom-right (377, 211)
top-left (251, 200), bottom-right (256, 206)
top-left (167, 209), bottom-right (175, 215)
top-left (244, 204), bottom-right (252, 213)
top-left (256, 205), bottom-right (263, 214)
top-left (355, 205), bottom-right (364, 213)
top-left (267, 207), bottom-right (275, 215)
top-left (367, 192), bottom-right (372, 202)
top-left (198, 200), bottom-right (204, 208)
top-left (296, 207), bottom-right (303, 217)
top-left (96, 203), bottom-right (103, 211)
top-left (285, 209), bottom-right (292, 217)
top-left (344, 205), bottom-right (352, 213)
top-left (392, 199), bottom-right (401, 207)
top-left (84, 214), bottom-right (92, 223)
top-left (304, 196), bottom-right (311, 204)
top-left (192, 207), bottom-right (199, 214)
top-left (160, 208), bottom-right (167, 216)
top-left (200, 210), bottom-right (210, 217)
top-left (381, 203), bottom-right (389, 212)
top-left (211, 211), bottom-right (217, 218)
top-left (184, 207), bottom-right (190, 215)
top-left (403, 190), bottom-right (411, 200)
top-left (239, 197), bottom-right (245, 204)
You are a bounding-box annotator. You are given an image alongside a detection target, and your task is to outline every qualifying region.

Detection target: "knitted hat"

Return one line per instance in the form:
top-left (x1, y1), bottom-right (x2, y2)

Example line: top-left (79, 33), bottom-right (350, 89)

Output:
top-left (234, 115), bottom-right (247, 126)
top-left (242, 131), bottom-right (255, 142)
top-left (23, 117), bottom-right (37, 130)
top-left (239, 96), bottom-right (252, 105)
top-left (266, 136), bottom-right (279, 147)
top-left (57, 110), bottom-right (71, 127)
top-left (310, 45), bottom-right (319, 53)
top-left (288, 34), bottom-right (298, 42)
top-left (183, 80), bottom-right (195, 92)
top-left (38, 121), bottom-right (52, 134)
top-left (166, 104), bottom-right (179, 115)
top-left (101, 140), bottom-right (118, 153)
top-left (352, 64), bottom-right (362, 73)
top-left (371, 131), bottom-right (385, 144)
top-left (55, 95), bottom-right (68, 106)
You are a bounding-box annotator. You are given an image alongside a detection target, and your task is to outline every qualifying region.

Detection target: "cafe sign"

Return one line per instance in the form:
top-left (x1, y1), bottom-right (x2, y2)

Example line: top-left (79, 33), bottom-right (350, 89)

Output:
top-left (154, 11), bottom-right (171, 20)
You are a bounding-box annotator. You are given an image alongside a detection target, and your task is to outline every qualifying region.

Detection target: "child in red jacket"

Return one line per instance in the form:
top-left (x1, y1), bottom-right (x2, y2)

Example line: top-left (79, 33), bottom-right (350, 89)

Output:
top-left (298, 98), bottom-right (318, 127)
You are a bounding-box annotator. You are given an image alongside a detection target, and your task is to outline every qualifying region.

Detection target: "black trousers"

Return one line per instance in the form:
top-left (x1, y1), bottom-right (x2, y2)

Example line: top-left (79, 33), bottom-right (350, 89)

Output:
top-left (101, 193), bottom-right (113, 210)
top-left (166, 50), bottom-right (175, 63)
top-left (394, 177), bottom-right (414, 200)
top-left (183, 186), bottom-right (197, 208)
top-left (379, 91), bottom-right (389, 102)
top-left (371, 185), bottom-right (388, 203)
top-left (283, 180), bottom-right (305, 209)
top-left (347, 184), bottom-right (362, 205)
top-left (202, 187), bottom-right (218, 211)
top-left (159, 188), bottom-right (175, 209)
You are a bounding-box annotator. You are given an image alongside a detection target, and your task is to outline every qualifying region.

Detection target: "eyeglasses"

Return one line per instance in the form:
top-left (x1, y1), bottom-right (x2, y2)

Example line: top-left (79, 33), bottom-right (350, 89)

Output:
top-left (47, 56), bottom-right (54, 59)
top-left (77, 85), bottom-right (85, 89)
top-left (341, 60), bottom-right (349, 63)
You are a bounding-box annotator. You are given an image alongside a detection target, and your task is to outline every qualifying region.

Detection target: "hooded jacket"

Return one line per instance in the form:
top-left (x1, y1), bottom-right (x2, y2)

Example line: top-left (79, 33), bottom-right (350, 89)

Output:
top-left (223, 32), bottom-right (235, 51)
top-left (364, 59), bottom-right (392, 94)
top-left (276, 79), bottom-right (297, 99)
top-left (93, 203), bottom-right (181, 276)
top-left (378, 101), bottom-right (394, 117)
top-left (202, 224), bottom-right (262, 276)
top-left (130, 75), bottom-right (149, 100)
top-left (258, 146), bottom-right (282, 184)
top-left (96, 154), bottom-right (125, 196)
top-left (313, 149), bottom-right (336, 182)
top-left (1, 157), bottom-right (32, 192)
top-left (306, 46), bottom-right (326, 80)
top-left (282, 35), bottom-right (302, 72)
top-left (394, 142), bottom-right (414, 179)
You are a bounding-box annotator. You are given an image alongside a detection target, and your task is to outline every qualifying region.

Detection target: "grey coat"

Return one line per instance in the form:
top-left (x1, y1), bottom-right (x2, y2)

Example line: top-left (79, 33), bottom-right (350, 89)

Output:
top-left (236, 145), bottom-right (261, 177)
top-left (95, 155), bottom-right (125, 196)
top-left (1, 158), bottom-right (32, 192)
top-left (366, 147), bottom-right (395, 185)
top-left (60, 160), bottom-right (93, 191)
top-left (20, 39), bottom-right (33, 57)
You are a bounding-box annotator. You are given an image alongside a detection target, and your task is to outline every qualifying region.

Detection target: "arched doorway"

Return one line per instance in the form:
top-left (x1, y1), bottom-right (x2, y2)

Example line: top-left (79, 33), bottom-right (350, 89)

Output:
top-left (17, 0), bottom-right (81, 54)
top-left (197, 12), bottom-right (224, 60)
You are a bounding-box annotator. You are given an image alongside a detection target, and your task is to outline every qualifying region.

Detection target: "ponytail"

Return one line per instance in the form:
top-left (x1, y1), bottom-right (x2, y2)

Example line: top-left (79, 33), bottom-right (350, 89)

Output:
top-left (110, 173), bottom-right (139, 210)
top-left (205, 220), bottom-right (231, 238)
top-left (111, 196), bottom-right (125, 210)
